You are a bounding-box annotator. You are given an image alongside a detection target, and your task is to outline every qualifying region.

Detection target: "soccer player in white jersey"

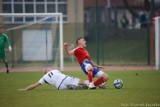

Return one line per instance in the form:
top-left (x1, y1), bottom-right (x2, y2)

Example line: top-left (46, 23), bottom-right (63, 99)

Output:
top-left (18, 68), bottom-right (90, 90)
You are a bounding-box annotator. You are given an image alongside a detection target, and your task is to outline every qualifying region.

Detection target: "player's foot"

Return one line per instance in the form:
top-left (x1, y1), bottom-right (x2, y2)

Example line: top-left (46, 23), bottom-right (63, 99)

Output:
top-left (98, 82), bottom-right (106, 89)
top-left (6, 69), bottom-right (9, 73)
top-left (88, 82), bottom-right (96, 89)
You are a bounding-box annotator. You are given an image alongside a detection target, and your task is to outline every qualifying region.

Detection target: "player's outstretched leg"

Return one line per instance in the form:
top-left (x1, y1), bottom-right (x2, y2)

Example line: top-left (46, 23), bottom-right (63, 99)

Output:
top-left (94, 73), bottom-right (109, 88)
top-left (3, 59), bottom-right (9, 73)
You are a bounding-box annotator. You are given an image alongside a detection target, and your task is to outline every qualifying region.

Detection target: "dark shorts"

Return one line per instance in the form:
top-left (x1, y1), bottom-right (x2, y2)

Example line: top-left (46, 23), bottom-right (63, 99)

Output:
top-left (0, 48), bottom-right (6, 59)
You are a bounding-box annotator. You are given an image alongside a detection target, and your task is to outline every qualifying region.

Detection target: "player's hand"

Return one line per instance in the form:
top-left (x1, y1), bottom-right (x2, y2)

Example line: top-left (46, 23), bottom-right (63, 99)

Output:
top-left (8, 46), bottom-right (12, 52)
top-left (97, 66), bottom-right (105, 69)
top-left (64, 42), bottom-right (69, 49)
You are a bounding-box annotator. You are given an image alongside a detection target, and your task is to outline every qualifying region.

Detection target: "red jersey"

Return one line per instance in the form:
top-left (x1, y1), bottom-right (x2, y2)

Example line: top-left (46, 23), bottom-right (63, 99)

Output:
top-left (73, 47), bottom-right (91, 65)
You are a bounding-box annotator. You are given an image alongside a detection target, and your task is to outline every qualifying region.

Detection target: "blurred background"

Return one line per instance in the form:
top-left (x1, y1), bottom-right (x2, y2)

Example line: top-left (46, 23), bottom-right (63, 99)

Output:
top-left (0, 0), bottom-right (160, 70)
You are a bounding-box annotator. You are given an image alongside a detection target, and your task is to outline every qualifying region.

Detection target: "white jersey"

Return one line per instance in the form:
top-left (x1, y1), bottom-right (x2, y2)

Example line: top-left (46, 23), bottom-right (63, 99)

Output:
top-left (38, 70), bottom-right (80, 90)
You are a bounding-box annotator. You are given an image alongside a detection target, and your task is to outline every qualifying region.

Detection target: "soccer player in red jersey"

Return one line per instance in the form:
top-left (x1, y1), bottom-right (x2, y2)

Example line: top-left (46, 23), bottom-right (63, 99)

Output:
top-left (64, 37), bottom-right (109, 89)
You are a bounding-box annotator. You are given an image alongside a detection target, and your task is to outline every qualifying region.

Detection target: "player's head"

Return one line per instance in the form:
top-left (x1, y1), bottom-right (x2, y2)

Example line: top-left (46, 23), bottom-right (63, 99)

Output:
top-left (43, 68), bottom-right (52, 74)
top-left (76, 37), bottom-right (86, 47)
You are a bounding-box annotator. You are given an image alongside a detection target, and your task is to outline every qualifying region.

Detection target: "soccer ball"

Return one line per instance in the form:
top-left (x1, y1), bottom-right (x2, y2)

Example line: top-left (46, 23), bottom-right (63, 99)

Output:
top-left (113, 79), bottom-right (123, 89)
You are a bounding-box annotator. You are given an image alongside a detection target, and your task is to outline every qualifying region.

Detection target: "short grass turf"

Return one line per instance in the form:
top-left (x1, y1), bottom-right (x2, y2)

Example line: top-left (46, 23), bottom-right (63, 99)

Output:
top-left (0, 70), bottom-right (160, 107)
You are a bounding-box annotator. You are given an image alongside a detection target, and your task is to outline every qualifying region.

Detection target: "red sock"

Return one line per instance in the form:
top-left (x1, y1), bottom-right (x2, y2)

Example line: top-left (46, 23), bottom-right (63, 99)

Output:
top-left (94, 77), bottom-right (105, 86)
top-left (88, 69), bottom-right (93, 83)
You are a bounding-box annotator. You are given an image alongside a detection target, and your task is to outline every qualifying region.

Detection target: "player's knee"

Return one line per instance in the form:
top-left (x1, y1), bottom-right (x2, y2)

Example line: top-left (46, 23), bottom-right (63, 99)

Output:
top-left (85, 64), bottom-right (93, 72)
top-left (102, 73), bottom-right (109, 82)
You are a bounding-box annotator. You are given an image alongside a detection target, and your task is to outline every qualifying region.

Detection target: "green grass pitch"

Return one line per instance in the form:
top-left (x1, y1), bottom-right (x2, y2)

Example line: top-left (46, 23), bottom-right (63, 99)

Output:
top-left (0, 70), bottom-right (160, 107)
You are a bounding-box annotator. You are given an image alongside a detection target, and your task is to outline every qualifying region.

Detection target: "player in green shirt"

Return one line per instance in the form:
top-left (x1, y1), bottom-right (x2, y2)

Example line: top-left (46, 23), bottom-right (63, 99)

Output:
top-left (0, 26), bottom-right (12, 73)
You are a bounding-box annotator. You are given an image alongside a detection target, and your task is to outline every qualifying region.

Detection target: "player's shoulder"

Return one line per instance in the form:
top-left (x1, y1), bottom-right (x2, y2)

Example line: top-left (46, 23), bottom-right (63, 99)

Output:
top-left (2, 33), bottom-right (7, 36)
top-left (74, 47), bottom-right (84, 51)
top-left (1, 33), bottom-right (8, 38)
top-left (72, 47), bottom-right (79, 52)
top-left (49, 69), bottom-right (61, 74)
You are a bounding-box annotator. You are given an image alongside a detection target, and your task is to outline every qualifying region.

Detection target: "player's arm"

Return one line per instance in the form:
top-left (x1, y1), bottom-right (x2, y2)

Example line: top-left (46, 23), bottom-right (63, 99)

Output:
top-left (5, 35), bottom-right (12, 52)
top-left (18, 82), bottom-right (41, 91)
top-left (64, 42), bottom-right (74, 56)
top-left (90, 60), bottom-right (104, 69)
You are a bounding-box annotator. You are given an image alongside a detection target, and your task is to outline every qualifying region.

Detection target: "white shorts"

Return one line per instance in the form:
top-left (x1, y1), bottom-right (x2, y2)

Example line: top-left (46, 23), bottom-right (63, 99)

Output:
top-left (58, 76), bottom-right (80, 90)
top-left (94, 70), bottom-right (104, 78)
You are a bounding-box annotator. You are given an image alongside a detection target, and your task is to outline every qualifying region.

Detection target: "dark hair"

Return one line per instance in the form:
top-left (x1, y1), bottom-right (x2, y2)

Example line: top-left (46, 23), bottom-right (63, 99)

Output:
top-left (76, 37), bottom-right (83, 45)
top-left (0, 26), bottom-right (3, 29)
